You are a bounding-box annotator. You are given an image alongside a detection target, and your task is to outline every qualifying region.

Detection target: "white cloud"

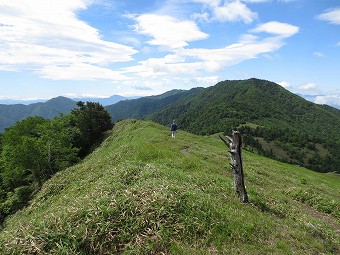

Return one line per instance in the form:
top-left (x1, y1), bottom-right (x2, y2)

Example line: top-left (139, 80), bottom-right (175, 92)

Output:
top-left (119, 37), bottom-right (142, 48)
top-left (40, 63), bottom-right (129, 81)
top-left (75, 93), bottom-right (109, 99)
top-left (191, 0), bottom-right (220, 7)
top-left (123, 19), bottom-right (299, 78)
top-left (213, 1), bottom-right (257, 23)
top-left (317, 7), bottom-right (340, 25)
top-left (120, 77), bottom-right (182, 97)
top-left (191, 0), bottom-right (257, 23)
top-left (314, 94), bottom-right (340, 108)
top-left (123, 56), bottom-right (203, 77)
top-left (132, 14), bottom-right (208, 49)
top-left (299, 83), bottom-right (317, 92)
top-left (241, 0), bottom-right (271, 3)
top-left (180, 36), bottom-right (285, 67)
top-left (194, 76), bottom-right (219, 84)
top-left (278, 81), bottom-right (291, 88)
top-left (251, 21), bottom-right (299, 37)
top-left (191, 12), bottom-right (210, 22)
top-left (124, 22), bottom-right (297, 78)
top-left (0, 0), bottom-right (137, 80)
top-left (313, 52), bottom-right (325, 57)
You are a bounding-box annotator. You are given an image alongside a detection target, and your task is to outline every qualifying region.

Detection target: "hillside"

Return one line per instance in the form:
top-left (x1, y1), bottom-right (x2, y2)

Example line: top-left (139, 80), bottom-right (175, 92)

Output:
top-left (105, 88), bottom-right (204, 122)
top-left (147, 79), bottom-right (340, 173)
top-left (0, 97), bottom-right (76, 132)
top-left (0, 120), bottom-right (339, 254)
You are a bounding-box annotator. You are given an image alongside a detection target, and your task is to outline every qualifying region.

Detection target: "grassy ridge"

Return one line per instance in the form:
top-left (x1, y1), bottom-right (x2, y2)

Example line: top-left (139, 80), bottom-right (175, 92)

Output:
top-left (0, 120), bottom-right (339, 254)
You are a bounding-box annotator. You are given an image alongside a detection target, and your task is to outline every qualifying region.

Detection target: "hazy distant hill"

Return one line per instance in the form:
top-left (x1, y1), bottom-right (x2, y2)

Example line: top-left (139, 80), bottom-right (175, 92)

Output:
top-left (0, 95), bottom-right (137, 132)
top-left (72, 95), bottom-right (136, 106)
top-left (0, 95), bottom-right (135, 106)
top-left (0, 97), bottom-right (76, 132)
top-left (105, 88), bottom-right (204, 122)
top-left (147, 78), bottom-right (340, 173)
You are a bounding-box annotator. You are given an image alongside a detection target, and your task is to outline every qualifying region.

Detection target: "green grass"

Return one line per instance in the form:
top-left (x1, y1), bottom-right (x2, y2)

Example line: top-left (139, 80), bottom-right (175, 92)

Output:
top-left (0, 120), bottom-right (339, 254)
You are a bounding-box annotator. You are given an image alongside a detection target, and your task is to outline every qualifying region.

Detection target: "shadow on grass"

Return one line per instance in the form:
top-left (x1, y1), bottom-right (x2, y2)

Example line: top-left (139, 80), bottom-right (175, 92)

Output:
top-left (251, 196), bottom-right (286, 219)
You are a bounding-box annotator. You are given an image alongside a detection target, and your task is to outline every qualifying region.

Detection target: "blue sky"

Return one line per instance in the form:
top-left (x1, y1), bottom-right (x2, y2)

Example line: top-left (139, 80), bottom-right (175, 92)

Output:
top-left (0, 0), bottom-right (339, 106)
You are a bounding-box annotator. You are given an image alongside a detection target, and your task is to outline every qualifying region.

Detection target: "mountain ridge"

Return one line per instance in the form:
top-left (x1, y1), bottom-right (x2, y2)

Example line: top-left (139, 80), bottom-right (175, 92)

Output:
top-left (0, 120), bottom-right (339, 254)
top-left (105, 88), bottom-right (204, 122)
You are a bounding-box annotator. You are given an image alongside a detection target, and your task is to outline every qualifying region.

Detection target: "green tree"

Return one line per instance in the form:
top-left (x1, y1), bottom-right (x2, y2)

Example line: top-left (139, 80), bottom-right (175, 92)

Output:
top-left (38, 114), bottom-right (80, 176)
top-left (71, 101), bottom-right (113, 155)
top-left (0, 117), bottom-right (47, 190)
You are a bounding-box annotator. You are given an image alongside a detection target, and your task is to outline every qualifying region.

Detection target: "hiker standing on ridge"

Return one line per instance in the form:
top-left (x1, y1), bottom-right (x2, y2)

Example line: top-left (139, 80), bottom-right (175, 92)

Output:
top-left (170, 120), bottom-right (178, 138)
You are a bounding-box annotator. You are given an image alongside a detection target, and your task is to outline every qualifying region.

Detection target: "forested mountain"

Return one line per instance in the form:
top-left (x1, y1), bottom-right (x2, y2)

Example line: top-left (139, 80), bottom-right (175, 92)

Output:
top-left (0, 97), bottom-right (76, 132)
top-left (105, 88), bottom-right (204, 122)
top-left (146, 78), bottom-right (340, 173)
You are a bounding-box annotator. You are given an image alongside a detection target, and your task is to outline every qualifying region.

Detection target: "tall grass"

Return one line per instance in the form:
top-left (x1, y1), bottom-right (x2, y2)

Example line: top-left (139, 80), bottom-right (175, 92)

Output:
top-left (0, 120), bottom-right (339, 254)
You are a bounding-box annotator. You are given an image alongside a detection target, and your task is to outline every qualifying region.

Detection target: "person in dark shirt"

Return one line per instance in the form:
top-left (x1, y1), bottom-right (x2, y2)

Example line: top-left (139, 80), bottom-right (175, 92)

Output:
top-left (170, 120), bottom-right (178, 138)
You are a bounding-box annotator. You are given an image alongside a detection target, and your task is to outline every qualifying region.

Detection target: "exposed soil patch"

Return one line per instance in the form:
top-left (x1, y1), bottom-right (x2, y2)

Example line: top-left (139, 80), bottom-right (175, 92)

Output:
top-left (180, 146), bottom-right (190, 157)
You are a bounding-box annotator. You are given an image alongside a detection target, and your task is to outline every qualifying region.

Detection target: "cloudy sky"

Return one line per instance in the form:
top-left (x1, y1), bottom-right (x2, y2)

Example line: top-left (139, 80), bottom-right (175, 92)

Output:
top-left (0, 0), bottom-right (339, 105)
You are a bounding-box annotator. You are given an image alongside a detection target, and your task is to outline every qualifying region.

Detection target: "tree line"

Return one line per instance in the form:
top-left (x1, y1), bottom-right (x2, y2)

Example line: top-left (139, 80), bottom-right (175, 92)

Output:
top-left (0, 102), bottom-right (113, 223)
top-left (236, 125), bottom-right (340, 173)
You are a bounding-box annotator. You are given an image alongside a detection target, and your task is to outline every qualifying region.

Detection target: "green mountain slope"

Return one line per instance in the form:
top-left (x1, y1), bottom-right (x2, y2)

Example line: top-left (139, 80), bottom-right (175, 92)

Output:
top-left (1, 120), bottom-right (339, 254)
top-left (105, 88), bottom-right (203, 122)
top-left (147, 79), bottom-right (340, 173)
top-left (0, 97), bottom-right (77, 132)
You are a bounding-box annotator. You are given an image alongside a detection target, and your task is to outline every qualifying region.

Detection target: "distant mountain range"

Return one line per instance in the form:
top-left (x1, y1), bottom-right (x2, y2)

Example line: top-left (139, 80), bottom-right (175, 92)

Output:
top-left (0, 97), bottom-right (77, 132)
top-left (0, 95), bottom-right (136, 132)
top-left (0, 95), bottom-right (136, 106)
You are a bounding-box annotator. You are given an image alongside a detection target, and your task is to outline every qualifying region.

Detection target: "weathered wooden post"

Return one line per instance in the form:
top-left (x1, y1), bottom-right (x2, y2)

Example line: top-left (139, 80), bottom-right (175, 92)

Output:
top-left (220, 131), bottom-right (248, 203)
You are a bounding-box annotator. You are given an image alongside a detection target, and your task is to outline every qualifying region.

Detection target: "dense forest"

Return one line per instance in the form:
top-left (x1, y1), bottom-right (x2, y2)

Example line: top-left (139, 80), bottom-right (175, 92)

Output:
top-left (0, 102), bottom-right (113, 223)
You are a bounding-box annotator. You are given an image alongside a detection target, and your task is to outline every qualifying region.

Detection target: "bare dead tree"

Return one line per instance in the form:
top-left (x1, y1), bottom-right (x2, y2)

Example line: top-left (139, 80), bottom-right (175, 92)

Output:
top-left (220, 131), bottom-right (248, 203)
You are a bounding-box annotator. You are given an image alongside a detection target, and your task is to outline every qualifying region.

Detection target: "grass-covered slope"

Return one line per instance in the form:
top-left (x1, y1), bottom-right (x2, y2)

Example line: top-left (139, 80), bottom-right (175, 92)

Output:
top-left (0, 120), bottom-right (339, 254)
